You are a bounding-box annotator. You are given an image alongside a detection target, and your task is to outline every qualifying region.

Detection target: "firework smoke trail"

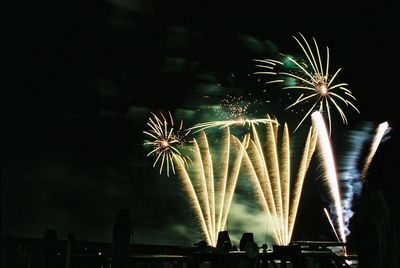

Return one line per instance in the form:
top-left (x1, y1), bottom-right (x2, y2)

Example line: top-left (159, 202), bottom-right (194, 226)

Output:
top-left (254, 33), bottom-right (359, 135)
top-left (311, 111), bottom-right (346, 243)
top-left (337, 124), bottom-right (372, 237)
top-left (334, 122), bottom-right (389, 238)
top-left (241, 120), bottom-right (317, 245)
top-left (361, 122), bottom-right (389, 181)
top-left (143, 112), bottom-right (190, 177)
top-left (176, 129), bottom-right (247, 246)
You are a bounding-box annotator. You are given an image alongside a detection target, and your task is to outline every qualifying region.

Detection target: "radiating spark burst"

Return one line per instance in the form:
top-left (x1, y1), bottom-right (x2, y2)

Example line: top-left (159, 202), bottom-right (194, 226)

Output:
top-left (360, 121), bottom-right (389, 181)
top-left (254, 33), bottom-right (360, 135)
top-left (174, 128), bottom-right (247, 246)
top-left (143, 111), bottom-right (190, 177)
top-left (240, 118), bottom-right (317, 245)
top-left (311, 111), bottom-right (346, 243)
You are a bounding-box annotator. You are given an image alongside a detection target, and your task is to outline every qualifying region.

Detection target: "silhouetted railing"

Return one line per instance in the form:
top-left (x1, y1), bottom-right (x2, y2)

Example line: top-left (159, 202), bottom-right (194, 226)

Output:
top-left (2, 235), bottom-right (359, 268)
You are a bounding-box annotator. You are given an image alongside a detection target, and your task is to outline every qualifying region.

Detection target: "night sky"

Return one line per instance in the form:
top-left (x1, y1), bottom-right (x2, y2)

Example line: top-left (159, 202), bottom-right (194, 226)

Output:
top-left (4, 1), bottom-right (400, 247)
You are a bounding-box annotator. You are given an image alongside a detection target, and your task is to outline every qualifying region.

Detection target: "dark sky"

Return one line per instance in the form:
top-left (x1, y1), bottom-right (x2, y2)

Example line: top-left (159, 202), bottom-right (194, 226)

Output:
top-left (3, 1), bottom-right (400, 247)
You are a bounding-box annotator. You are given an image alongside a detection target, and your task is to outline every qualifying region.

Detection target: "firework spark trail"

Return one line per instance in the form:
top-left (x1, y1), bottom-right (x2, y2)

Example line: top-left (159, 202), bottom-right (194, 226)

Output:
top-left (241, 137), bottom-right (282, 244)
top-left (143, 112), bottom-right (190, 177)
top-left (311, 111), bottom-right (346, 243)
top-left (288, 126), bottom-right (317, 241)
top-left (216, 128), bottom-right (230, 237)
top-left (198, 132), bottom-right (216, 242)
top-left (281, 124), bottom-right (290, 244)
top-left (187, 118), bottom-right (279, 133)
top-left (174, 156), bottom-right (212, 245)
top-left (247, 139), bottom-right (283, 244)
top-left (175, 130), bottom-right (247, 245)
top-left (254, 33), bottom-right (359, 134)
top-left (193, 139), bottom-right (214, 245)
top-left (242, 121), bottom-right (317, 245)
top-left (324, 208), bottom-right (347, 255)
top-left (250, 125), bottom-right (282, 244)
top-left (361, 122), bottom-right (389, 181)
top-left (219, 134), bottom-right (248, 235)
top-left (265, 116), bottom-right (285, 242)
top-left (324, 208), bottom-right (341, 242)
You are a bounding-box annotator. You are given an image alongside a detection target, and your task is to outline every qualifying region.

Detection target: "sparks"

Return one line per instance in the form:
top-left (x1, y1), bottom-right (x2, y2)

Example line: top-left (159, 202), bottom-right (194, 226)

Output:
top-left (190, 94), bottom-right (278, 133)
top-left (254, 33), bottom-right (360, 135)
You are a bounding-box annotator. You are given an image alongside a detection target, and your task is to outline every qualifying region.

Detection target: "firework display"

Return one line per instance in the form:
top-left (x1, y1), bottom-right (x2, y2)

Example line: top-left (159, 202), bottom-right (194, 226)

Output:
top-left (141, 34), bottom-right (390, 248)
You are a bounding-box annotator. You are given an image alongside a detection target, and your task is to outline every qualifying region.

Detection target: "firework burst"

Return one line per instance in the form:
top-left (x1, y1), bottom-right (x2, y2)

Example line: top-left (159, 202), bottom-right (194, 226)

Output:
top-left (143, 111), bottom-right (190, 177)
top-left (254, 33), bottom-right (359, 135)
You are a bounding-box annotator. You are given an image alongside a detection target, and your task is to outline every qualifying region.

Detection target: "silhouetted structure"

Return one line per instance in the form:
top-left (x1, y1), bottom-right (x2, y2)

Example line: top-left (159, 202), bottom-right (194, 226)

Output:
top-left (65, 233), bottom-right (75, 268)
top-left (351, 185), bottom-right (398, 267)
top-left (272, 244), bottom-right (307, 268)
top-left (349, 131), bottom-right (400, 268)
top-left (2, 234), bottom-right (360, 267)
top-left (41, 229), bottom-right (59, 268)
top-left (239, 233), bottom-right (255, 251)
top-left (216, 231), bottom-right (233, 252)
top-left (112, 209), bottom-right (133, 268)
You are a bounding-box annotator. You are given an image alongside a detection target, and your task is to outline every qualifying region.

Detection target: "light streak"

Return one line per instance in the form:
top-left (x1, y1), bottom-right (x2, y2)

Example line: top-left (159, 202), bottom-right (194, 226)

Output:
top-left (311, 111), bottom-right (346, 243)
top-left (361, 122), bottom-right (389, 180)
